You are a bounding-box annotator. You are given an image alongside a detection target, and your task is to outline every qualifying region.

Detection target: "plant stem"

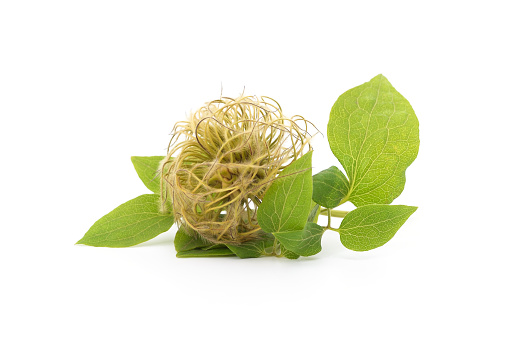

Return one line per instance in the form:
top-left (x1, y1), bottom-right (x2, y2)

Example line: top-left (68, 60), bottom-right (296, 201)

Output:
top-left (321, 209), bottom-right (342, 232)
top-left (319, 208), bottom-right (349, 218)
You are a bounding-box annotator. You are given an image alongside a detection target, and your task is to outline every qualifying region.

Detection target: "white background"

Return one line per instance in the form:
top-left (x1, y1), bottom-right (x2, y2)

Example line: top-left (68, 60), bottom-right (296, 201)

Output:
top-left (1, 1), bottom-right (511, 336)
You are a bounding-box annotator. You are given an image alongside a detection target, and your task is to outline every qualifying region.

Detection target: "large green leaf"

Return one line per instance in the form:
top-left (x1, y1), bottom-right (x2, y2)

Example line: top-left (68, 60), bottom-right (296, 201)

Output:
top-left (327, 75), bottom-right (420, 206)
top-left (274, 222), bottom-right (325, 257)
top-left (226, 233), bottom-right (275, 259)
top-left (257, 151), bottom-right (313, 233)
top-left (312, 166), bottom-right (349, 208)
top-left (77, 194), bottom-right (174, 247)
top-left (339, 204), bottom-right (417, 251)
top-left (131, 156), bottom-right (165, 194)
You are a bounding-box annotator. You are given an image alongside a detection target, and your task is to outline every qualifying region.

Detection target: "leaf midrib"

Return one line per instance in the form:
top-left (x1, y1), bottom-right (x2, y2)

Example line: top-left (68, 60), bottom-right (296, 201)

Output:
top-left (349, 76), bottom-right (383, 188)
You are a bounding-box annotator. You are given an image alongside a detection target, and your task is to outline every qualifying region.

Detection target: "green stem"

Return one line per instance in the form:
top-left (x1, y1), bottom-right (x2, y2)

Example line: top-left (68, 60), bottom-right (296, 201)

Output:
top-left (319, 208), bottom-right (347, 232)
top-left (319, 208), bottom-right (349, 218)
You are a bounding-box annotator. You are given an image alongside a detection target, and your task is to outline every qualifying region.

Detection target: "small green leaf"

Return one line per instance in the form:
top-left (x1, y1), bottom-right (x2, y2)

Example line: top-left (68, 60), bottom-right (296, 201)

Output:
top-left (274, 222), bottom-right (325, 257)
top-left (174, 227), bottom-right (212, 252)
top-left (257, 151), bottom-right (313, 233)
top-left (312, 166), bottom-right (349, 208)
top-left (327, 75), bottom-right (420, 206)
top-left (77, 194), bottom-right (174, 247)
top-left (226, 233), bottom-right (275, 258)
top-left (339, 204), bottom-right (417, 251)
top-left (131, 156), bottom-right (165, 193)
top-left (281, 246), bottom-right (300, 259)
top-left (176, 247), bottom-right (235, 258)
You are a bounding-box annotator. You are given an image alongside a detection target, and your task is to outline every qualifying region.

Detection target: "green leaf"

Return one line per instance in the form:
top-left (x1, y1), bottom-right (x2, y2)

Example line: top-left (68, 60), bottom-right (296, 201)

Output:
top-left (257, 151), bottom-right (313, 233)
top-left (174, 227), bottom-right (212, 252)
top-left (176, 247), bottom-right (235, 258)
top-left (327, 74), bottom-right (420, 206)
top-left (77, 194), bottom-right (174, 247)
top-left (339, 204), bottom-right (417, 251)
top-left (312, 166), bottom-right (349, 208)
top-left (274, 222), bottom-right (325, 257)
top-left (131, 156), bottom-right (165, 194)
top-left (281, 246), bottom-right (300, 259)
top-left (226, 233), bottom-right (275, 259)
top-left (175, 224), bottom-right (274, 258)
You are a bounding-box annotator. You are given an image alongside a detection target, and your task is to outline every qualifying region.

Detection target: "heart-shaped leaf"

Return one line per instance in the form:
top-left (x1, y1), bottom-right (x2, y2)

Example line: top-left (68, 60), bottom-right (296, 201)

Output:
top-left (327, 75), bottom-right (420, 206)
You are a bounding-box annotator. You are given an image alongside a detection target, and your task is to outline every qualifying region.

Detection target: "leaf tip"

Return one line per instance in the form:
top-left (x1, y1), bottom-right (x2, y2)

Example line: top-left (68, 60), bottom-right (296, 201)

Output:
top-left (405, 205), bottom-right (419, 213)
top-left (409, 206), bottom-right (419, 216)
top-left (371, 73), bottom-right (389, 83)
top-left (75, 237), bottom-right (88, 246)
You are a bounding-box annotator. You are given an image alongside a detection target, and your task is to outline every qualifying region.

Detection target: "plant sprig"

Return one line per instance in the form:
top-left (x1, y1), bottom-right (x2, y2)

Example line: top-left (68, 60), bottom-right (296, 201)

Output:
top-left (77, 74), bottom-right (419, 259)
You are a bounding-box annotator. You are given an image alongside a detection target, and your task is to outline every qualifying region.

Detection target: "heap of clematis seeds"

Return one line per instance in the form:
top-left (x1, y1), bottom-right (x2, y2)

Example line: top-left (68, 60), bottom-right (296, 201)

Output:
top-left (159, 95), bottom-right (313, 245)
